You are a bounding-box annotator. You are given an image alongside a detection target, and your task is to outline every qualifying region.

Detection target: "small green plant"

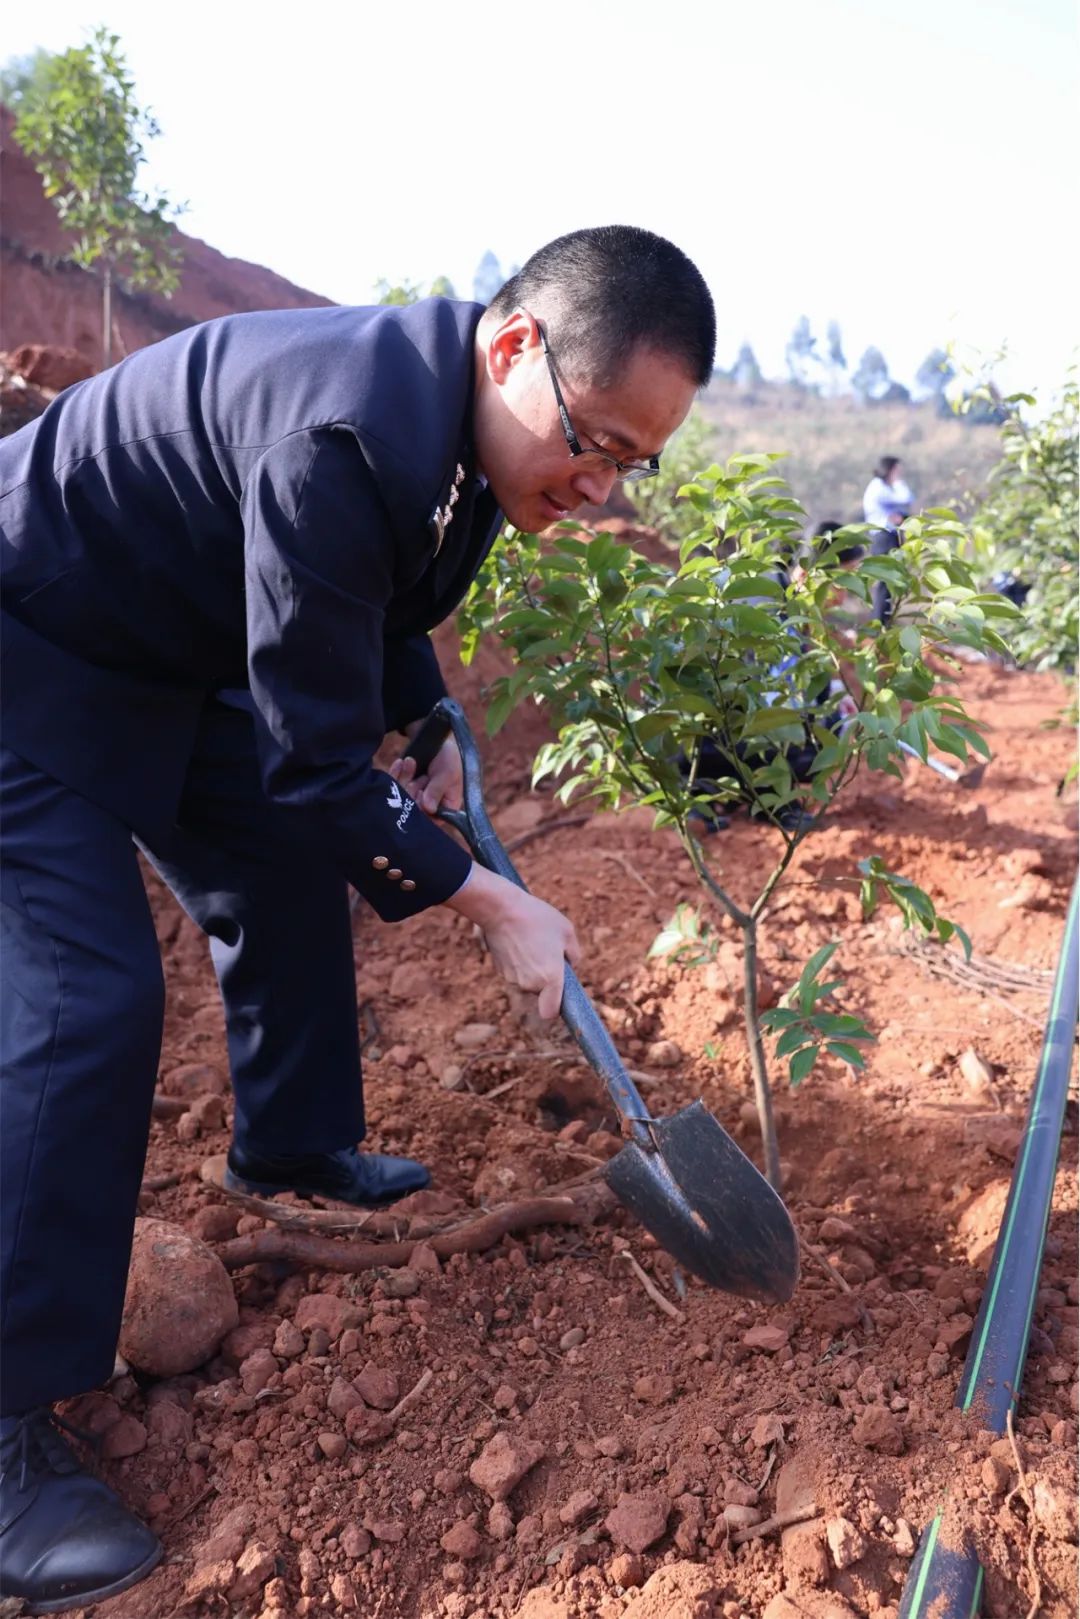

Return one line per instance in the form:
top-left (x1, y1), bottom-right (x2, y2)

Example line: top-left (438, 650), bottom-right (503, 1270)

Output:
top-left (459, 455), bottom-right (1014, 1189)
top-left (967, 374), bottom-right (1078, 725)
top-left (12, 27), bottom-right (184, 368)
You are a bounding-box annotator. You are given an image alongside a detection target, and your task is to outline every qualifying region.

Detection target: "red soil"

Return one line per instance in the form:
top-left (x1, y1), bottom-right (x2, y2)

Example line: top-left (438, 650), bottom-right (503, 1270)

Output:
top-left (65, 636), bottom-right (1077, 1619)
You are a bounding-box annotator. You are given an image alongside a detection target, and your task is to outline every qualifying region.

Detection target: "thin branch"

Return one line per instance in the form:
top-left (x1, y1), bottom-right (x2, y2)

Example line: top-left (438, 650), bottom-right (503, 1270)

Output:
top-left (615, 1249), bottom-right (684, 1322)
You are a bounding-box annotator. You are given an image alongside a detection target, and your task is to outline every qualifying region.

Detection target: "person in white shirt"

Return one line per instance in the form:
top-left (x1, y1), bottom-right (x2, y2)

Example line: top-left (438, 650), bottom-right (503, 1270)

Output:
top-left (862, 456), bottom-right (913, 623)
top-left (863, 455), bottom-right (913, 530)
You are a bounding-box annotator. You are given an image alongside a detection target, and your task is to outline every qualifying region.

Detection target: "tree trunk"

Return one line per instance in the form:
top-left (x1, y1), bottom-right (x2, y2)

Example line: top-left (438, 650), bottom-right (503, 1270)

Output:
top-left (742, 918), bottom-right (783, 1192)
top-left (102, 263), bottom-right (112, 370)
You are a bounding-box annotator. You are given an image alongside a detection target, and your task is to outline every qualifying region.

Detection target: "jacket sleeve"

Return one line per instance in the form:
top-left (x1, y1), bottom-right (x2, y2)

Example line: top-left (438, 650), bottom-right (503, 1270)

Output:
top-left (382, 631), bottom-right (448, 734)
top-left (241, 426), bottom-right (472, 921)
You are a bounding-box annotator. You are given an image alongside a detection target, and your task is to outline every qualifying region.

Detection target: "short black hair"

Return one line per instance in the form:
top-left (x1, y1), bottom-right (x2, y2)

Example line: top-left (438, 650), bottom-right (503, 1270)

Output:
top-left (488, 226), bottom-right (716, 389)
top-left (814, 519), bottom-right (864, 565)
top-left (873, 455), bottom-right (902, 481)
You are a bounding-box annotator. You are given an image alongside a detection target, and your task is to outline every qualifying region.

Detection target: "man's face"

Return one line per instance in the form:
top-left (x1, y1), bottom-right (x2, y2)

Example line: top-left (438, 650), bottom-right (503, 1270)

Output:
top-left (473, 310), bottom-right (698, 533)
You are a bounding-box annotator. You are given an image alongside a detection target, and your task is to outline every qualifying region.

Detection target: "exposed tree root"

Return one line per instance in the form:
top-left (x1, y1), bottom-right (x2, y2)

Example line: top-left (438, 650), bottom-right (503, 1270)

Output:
top-left (215, 1181), bottom-right (619, 1273)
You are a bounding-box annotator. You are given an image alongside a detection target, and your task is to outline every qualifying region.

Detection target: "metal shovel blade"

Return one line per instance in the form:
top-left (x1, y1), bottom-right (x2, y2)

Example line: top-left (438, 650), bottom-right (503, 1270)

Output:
top-left (603, 1100), bottom-right (800, 1302)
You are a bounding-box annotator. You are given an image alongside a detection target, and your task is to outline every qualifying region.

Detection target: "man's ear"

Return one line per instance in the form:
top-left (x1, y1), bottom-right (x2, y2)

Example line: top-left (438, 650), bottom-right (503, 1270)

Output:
top-left (485, 308), bottom-right (540, 385)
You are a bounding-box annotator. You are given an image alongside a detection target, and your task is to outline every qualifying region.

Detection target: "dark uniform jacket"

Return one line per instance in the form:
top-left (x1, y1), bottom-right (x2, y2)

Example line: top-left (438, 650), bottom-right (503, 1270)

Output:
top-left (0, 298), bottom-right (502, 921)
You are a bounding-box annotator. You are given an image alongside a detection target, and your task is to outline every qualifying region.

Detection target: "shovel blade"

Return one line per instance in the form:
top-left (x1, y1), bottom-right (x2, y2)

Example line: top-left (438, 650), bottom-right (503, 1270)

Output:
top-left (603, 1100), bottom-right (799, 1303)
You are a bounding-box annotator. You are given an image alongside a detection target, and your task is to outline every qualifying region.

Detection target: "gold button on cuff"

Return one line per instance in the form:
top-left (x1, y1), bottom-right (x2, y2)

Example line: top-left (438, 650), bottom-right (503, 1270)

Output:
top-left (372, 856), bottom-right (389, 870)
top-left (400, 879), bottom-right (416, 892)
top-left (387, 868), bottom-right (403, 881)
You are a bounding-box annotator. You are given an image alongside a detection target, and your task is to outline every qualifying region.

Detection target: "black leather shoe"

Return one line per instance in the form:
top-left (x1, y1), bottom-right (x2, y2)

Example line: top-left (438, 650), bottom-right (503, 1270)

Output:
top-left (224, 1143), bottom-right (431, 1206)
top-left (0, 1408), bottom-right (162, 1614)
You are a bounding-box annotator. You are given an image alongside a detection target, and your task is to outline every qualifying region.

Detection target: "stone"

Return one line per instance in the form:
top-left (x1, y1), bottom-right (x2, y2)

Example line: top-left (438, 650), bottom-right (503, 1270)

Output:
top-left (184, 1561), bottom-right (236, 1601)
top-left (852, 1405), bottom-right (905, 1454)
top-left (440, 1520), bottom-right (484, 1559)
top-left (958, 1048), bottom-right (996, 1096)
top-left (329, 1574), bottom-right (358, 1609)
top-left (100, 1415), bottom-right (147, 1459)
top-left (341, 1524), bottom-right (371, 1558)
top-left (317, 1431), bottom-right (347, 1460)
top-left (388, 962), bottom-right (431, 999)
top-left (742, 1323), bottom-right (790, 1353)
top-left (220, 1319), bottom-right (277, 1367)
top-left (488, 1501), bottom-right (515, 1541)
top-left (191, 1206), bottom-right (242, 1243)
top-left (559, 1489), bottom-right (598, 1527)
top-left (239, 1347), bottom-right (279, 1395)
top-left (383, 1270), bottom-right (421, 1298)
top-left (608, 1551), bottom-right (644, 1589)
top-left (559, 1327), bottom-right (586, 1350)
top-left (272, 1319), bottom-right (305, 1359)
top-left (782, 1519), bottom-right (830, 1588)
top-left (328, 1376), bottom-right (363, 1419)
top-left (894, 1518), bottom-right (917, 1557)
top-left (751, 1413), bottom-right (785, 1446)
top-left (826, 1515), bottom-right (866, 1568)
top-left (722, 1504), bottom-right (761, 1530)
top-left (293, 1292), bottom-right (350, 1338)
top-left (193, 1505), bottom-right (256, 1567)
top-left (645, 1039), bottom-right (682, 1068)
top-left (343, 1406), bottom-right (393, 1446)
top-left (453, 1022), bottom-right (499, 1049)
top-left (119, 1219), bottom-right (238, 1376)
top-left (604, 1491), bottom-right (670, 1553)
top-left (367, 1518), bottom-right (406, 1543)
top-left (981, 1456), bottom-right (1010, 1494)
top-left (469, 1431), bottom-right (546, 1501)
top-left (633, 1372), bottom-right (675, 1404)
top-left (353, 1363), bottom-right (399, 1410)
top-left (229, 1541), bottom-right (276, 1602)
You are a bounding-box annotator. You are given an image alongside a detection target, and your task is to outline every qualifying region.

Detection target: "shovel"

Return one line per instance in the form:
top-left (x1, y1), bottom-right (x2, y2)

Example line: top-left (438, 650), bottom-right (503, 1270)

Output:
top-left (403, 698), bottom-right (799, 1304)
top-left (896, 738), bottom-right (987, 790)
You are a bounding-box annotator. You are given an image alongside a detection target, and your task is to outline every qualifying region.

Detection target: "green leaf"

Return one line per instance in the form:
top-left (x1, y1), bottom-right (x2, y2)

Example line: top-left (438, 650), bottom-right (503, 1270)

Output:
top-left (825, 1041), bottom-right (869, 1069)
top-left (788, 1045), bottom-right (819, 1087)
top-left (775, 1024), bottom-right (810, 1058)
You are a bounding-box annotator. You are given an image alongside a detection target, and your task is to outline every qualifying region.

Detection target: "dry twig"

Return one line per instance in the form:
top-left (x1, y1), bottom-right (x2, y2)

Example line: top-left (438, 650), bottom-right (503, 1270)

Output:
top-left (505, 814), bottom-right (591, 854)
top-left (387, 1368), bottom-right (434, 1425)
top-left (616, 1248), bottom-right (684, 1322)
top-left (1005, 1408), bottom-right (1044, 1619)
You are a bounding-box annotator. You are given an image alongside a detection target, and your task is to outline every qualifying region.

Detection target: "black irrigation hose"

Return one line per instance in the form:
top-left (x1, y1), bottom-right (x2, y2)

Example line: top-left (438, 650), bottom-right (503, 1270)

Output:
top-left (898, 879), bottom-right (1079, 1619)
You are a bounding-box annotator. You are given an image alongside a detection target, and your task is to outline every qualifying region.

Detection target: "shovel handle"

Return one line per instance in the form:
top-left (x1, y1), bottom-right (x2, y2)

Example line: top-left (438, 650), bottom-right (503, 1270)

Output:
top-left (405, 699), bottom-right (654, 1147)
top-left (896, 737), bottom-right (960, 782)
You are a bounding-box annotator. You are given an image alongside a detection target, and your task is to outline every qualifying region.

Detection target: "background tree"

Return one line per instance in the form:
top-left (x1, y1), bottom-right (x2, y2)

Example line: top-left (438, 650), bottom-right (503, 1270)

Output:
top-left (472, 249), bottom-right (505, 303)
top-left (429, 274), bottom-right (456, 298)
top-left (822, 320), bottom-right (848, 397)
top-left (969, 374), bottom-right (1078, 699)
top-left (851, 345), bottom-right (892, 404)
top-left (374, 278), bottom-right (422, 305)
top-left (732, 342), bottom-right (764, 395)
top-left (785, 315), bottom-right (820, 390)
top-left (12, 27), bottom-right (184, 369)
top-left (914, 346), bottom-right (954, 404)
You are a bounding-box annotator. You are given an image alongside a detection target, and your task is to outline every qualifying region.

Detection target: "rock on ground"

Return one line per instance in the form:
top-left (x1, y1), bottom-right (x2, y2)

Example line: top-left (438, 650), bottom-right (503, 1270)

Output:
top-left (119, 1219), bottom-right (238, 1376)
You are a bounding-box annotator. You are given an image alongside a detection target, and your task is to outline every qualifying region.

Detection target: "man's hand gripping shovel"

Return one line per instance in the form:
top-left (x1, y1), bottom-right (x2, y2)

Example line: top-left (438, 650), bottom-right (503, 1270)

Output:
top-left (405, 699), bottom-right (799, 1305)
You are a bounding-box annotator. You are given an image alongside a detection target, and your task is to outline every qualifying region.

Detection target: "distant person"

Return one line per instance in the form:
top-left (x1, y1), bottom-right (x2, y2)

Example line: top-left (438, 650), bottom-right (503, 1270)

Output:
top-left (681, 523), bottom-right (859, 835)
top-left (862, 456), bottom-right (913, 625)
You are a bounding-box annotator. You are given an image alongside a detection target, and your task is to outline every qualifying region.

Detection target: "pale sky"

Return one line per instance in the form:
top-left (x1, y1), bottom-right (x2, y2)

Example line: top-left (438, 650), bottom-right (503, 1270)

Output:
top-left (6, 0), bottom-right (1077, 394)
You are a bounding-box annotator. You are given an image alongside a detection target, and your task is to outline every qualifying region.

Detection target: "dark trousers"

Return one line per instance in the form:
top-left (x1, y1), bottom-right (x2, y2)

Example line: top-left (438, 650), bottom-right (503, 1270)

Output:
top-left (870, 528), bottom-right (901, 625)
top-left (0, 697), bottom-right (362, 1414)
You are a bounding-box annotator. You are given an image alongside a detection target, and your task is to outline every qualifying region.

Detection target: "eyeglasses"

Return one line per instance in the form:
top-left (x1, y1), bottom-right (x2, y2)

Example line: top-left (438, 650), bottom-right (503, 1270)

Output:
top-left (533, 317), bottom-right (660, 484)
